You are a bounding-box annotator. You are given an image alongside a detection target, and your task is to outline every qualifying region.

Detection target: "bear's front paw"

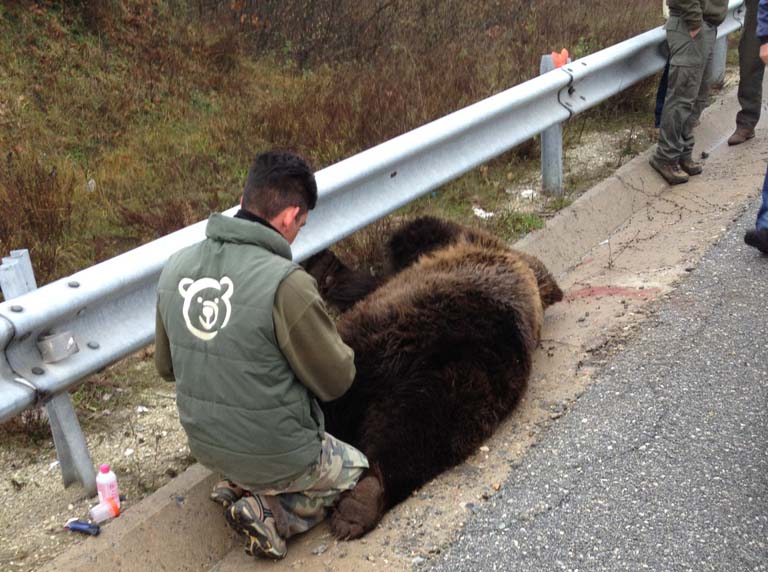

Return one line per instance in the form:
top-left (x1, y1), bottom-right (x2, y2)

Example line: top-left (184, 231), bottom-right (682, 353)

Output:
top-left (330, 473), bottom-right (385, 540)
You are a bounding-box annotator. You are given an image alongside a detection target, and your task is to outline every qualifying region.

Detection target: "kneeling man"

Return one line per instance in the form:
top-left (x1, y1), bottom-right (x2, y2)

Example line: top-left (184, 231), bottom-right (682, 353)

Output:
top-left (155, 151), bottom-right (368, 560)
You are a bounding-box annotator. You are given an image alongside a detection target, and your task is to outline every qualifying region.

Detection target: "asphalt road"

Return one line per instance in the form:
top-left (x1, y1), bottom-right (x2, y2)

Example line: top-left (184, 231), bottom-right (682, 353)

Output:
top-left (428, 198), bottom-right (768, 572)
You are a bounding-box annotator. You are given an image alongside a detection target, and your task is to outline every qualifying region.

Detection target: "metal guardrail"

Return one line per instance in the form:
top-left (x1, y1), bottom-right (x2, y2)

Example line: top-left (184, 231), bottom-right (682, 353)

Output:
top-left (0, 0), bottom-right (745, 492)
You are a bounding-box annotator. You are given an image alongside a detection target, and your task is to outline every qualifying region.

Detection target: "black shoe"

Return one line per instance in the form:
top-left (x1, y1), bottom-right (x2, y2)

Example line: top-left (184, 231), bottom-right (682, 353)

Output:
top-left (744, 229), bottom-right (768, 254)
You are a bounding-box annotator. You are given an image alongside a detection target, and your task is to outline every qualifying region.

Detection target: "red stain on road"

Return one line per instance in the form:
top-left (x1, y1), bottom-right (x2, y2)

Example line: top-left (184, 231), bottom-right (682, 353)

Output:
top-left (566, 285), bottom-right (660, 302)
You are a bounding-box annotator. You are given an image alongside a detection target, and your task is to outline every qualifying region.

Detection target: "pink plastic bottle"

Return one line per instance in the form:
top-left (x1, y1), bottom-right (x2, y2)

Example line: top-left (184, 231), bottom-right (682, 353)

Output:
top-left (96, 463), bottom-right (120, 507)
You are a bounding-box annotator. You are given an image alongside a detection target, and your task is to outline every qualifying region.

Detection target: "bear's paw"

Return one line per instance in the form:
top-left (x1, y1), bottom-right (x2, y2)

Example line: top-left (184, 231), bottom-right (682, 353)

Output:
top-left (330, 472), bottom-right (385, 540)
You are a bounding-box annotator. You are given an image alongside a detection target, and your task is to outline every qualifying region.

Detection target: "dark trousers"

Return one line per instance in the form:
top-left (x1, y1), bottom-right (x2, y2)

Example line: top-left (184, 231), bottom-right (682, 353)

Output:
top-left (736, 0), bottom-right (765, 129)
top-left (655, 57), bottom-right (671, 128)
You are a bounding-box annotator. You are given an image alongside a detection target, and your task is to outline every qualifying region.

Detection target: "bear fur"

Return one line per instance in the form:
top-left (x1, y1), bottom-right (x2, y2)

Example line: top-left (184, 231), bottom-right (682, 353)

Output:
top-left (301, 216), bottom-right (563, 539)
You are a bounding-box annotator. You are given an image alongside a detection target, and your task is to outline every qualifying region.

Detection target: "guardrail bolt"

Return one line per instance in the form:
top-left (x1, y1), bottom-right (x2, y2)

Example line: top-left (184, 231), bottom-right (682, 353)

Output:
top-left (10, 305), bottom-right (23, 312)
top-left (31, 367), bottom-right (45, 375)
top-left (67, 281), bottom-right (80, 288)
top-left (87, 342), bottom-right (100, 350)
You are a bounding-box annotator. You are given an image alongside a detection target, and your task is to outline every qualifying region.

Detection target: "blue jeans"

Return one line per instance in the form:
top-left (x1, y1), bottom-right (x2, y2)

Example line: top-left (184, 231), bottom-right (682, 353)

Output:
top-left (757, 163), bottom-right (768, 231)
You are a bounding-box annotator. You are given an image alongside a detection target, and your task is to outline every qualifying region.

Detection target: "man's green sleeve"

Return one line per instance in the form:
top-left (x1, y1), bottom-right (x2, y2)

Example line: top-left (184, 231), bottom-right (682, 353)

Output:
top-left (670, 0), bottom-right (704, 30)
top-left (273, 270), bottom-right (355, 402)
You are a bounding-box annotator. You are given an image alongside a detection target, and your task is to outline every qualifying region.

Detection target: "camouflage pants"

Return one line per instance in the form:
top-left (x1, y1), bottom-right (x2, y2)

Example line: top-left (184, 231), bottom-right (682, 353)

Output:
top-left (243, 434), bottom-right (368, 539)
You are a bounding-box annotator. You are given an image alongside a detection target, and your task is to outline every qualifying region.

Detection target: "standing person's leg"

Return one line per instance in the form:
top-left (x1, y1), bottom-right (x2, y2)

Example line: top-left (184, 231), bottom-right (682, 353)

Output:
top-left (680, 23), bottom-right (718, 174)
top-left (744, 164), bottom-right (768, 253)
top-left (756, 167), bottom-right (768, 231)
top-left (226, 434), bottom-right (368, 560)
top-left (731, 0), bottom-right (764, 144)
top-left (655, 56), bottom-right (671, 128)
top-left (651, 16), bottom-right (705, 184)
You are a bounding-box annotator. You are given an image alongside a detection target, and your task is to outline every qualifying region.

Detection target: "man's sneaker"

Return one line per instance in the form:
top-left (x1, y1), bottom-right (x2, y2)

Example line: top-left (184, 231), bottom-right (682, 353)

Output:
top-left (210, 480), bottom-right (245, 508)
top-left (727, 127), bottom-right (755, 146)
top-left (744, 228), bottom-right (768, 254)
top-left (650, 156), bottom-right (689, 185)
top-left (225, 496), bottom-right (287, 560)
top-left (679, 157), bottom-right (703, 176)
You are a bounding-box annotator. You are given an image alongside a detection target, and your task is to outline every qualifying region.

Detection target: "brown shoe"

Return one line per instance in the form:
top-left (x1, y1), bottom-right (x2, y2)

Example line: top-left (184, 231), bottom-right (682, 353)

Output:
top-left (727, 127), bottom-right (755, 146)
top-left (650, 156), bottom-right (689, 185)
top-left (679, 157), bottom-right (703, 176)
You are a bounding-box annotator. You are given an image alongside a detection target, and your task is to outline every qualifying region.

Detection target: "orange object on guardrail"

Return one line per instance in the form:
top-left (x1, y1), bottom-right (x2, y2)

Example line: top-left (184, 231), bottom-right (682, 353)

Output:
top-left (551, 49), bottom-right (570, 68)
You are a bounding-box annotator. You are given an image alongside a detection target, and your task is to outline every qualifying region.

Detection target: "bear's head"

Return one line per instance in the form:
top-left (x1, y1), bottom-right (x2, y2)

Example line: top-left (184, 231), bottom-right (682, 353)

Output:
top-left (177, 276), bottom-right (234, 341)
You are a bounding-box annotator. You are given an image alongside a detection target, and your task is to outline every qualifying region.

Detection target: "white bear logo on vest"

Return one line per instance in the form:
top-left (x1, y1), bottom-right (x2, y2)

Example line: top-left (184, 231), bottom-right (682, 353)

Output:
top-left (178, 277), bottom-right (234, 341)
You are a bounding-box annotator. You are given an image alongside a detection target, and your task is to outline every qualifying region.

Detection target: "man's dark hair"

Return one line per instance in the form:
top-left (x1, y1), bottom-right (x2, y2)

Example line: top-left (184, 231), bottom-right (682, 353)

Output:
top-left (241, 151), bottom-right (318, 219)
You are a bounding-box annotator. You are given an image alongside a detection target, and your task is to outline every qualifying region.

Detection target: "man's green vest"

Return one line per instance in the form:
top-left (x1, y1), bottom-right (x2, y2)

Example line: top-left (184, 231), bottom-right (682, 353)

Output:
top-left (157, 214), bottom-right (323, 489)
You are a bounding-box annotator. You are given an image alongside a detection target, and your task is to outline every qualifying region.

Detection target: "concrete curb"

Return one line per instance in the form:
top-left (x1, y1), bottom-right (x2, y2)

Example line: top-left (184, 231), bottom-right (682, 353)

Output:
top-left (40, 464), bottom-right (234, 572)
top-left (44, 80), bottom-right (753, 572)
top-left (518, 83), bottom-right (745, 277)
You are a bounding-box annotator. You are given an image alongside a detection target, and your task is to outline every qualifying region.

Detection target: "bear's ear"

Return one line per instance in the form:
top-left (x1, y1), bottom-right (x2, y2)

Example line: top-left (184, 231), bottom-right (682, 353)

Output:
top-left (387, 216), bottom-right (462, 272)
top-left (219, 277), bottom-right (234, 300)
top-left (178, 278), bottom-right (194, 297)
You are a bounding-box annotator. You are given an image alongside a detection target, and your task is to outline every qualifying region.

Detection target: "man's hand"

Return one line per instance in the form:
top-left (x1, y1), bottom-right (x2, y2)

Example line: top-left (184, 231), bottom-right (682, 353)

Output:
top-left (761, 43), bottom-right (768, 66)
top-left (689, 27), bottom-right (701, 38)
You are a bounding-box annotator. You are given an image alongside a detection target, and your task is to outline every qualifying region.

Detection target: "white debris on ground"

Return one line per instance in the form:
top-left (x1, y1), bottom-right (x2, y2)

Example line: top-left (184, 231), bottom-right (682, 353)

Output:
top-left (472, 206), bottom-right (495, 219)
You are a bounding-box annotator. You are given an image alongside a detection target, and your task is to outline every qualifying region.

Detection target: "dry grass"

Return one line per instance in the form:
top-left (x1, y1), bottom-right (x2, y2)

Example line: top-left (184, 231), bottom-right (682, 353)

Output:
top-left (0, 0), bottom-right (662, 285)
top-left (0, 150), bottom-right (82, 286)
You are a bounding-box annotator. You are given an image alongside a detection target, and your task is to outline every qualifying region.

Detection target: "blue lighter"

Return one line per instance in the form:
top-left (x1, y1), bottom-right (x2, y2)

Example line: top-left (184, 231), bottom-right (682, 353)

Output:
top-left (64, 519), bottom-right (101, 536)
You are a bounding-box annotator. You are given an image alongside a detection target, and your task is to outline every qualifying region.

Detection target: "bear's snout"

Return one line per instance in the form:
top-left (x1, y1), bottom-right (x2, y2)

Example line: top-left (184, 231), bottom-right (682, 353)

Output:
top-left (198, 299), bottom-right (220, 330)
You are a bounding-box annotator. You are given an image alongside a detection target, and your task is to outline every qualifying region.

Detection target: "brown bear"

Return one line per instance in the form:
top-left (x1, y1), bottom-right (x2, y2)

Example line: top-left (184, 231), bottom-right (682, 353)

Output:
top-left (302, 216), bottom-right (563, 539)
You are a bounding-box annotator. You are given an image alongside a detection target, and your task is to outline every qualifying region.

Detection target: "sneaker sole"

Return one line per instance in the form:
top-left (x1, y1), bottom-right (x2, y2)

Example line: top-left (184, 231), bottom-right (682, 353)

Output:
top-left (225, 503), bottom-right (284, 560)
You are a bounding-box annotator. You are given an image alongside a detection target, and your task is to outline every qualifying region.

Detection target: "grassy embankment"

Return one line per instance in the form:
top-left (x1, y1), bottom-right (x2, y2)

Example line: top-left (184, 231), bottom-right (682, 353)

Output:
top-left (0, 0), bottom-right (663, 434)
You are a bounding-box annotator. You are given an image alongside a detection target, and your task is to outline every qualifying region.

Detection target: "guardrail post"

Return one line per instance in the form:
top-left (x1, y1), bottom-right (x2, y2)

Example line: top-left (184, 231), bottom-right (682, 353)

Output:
top-left (46, 393), bottom-right (97, 494)
top-left (1, 249), bottom-right (38, 299)
top-left (540, 54), bottom-right (564, 196)
top-left (0, 250), bottom-right (97, 496)
top-left (710, 35), bottom-right (728, 88)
